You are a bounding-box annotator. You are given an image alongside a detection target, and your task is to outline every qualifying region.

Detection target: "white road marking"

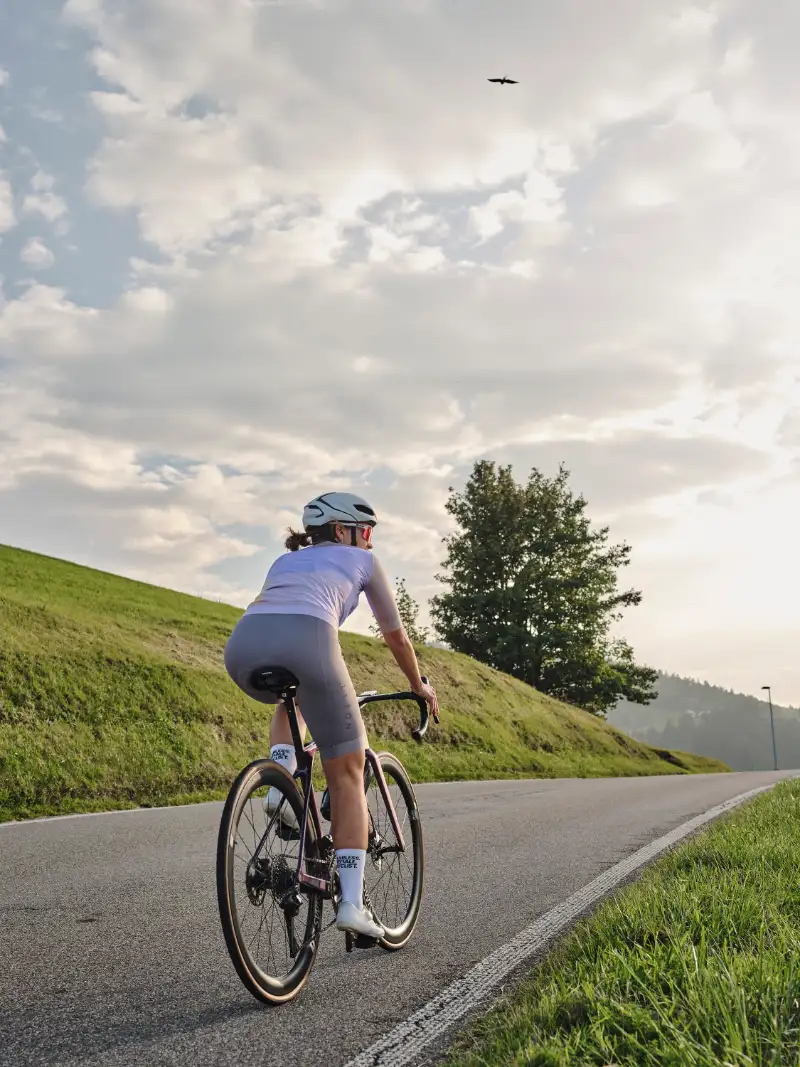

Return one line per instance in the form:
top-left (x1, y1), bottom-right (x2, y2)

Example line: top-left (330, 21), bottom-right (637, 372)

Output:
top-left (344, 782), bottom-right (783, 1067)
top-left (0, 801), bottom-right (212, 828)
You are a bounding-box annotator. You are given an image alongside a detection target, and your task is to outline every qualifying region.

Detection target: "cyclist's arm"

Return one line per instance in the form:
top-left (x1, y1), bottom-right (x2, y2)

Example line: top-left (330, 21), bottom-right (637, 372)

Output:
top-left (364, 557), bottom-right (430, 700)
top-left (382, 628), bottom-right (425, 693)
top-left (384, 629), bottom-right (438, 715)
top-left (363, 554), bottom-right (401, 632)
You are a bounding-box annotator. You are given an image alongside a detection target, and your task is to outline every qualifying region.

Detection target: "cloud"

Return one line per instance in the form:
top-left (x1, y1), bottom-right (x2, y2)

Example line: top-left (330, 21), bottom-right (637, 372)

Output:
top-left (21, 170), bottom-right (68, 223)
top-left (470, 171), bottom-right (566, 241)
top-left (20, 237), bottom-right (55, 269)
top-left (61, 0), bottom-right (722, 256)
top-left (493, 433), bottom-right (771, 516)
top-left (0, 174), bottom-right (15, 232)
top-left (0, 0), bottom-right (797, 703)
top-left (121, 505), bottom-right (260, 568)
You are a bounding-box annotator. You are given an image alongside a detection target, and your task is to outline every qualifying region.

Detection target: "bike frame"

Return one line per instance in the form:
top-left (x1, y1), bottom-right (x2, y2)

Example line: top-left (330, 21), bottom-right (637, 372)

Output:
top-left (261, 686), bottom-right (426, 898)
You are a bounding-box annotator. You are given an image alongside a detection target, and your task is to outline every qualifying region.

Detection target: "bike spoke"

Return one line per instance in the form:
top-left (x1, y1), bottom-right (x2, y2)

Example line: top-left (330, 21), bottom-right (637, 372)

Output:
top-left (242, 801), bottom-right (258, 845)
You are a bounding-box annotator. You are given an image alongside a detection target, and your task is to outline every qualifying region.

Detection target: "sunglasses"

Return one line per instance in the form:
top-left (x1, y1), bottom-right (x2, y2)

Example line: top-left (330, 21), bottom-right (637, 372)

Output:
top-left (342, 523), bottom-right (373, 544)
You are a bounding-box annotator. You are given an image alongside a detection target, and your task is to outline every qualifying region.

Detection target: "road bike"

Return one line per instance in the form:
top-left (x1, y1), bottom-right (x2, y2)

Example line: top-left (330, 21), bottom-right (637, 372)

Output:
top-left (216, 666), bottom-right (436, 1004)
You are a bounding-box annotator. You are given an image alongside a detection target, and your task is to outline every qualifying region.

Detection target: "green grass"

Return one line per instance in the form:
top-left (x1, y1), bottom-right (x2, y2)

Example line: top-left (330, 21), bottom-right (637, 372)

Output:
top-left (0, 543), bottom-right (727, 823)
top-left (446, 778), bottom-right (800, 1067)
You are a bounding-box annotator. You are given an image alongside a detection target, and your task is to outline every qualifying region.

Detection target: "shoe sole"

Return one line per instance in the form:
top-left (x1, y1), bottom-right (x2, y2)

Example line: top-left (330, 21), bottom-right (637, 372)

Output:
top-left (336, 919), bottom-right (384, 938)
top-left (264, 805), bottom-right (300, 840)
top-left (336, 925), bottom-right (383, 939)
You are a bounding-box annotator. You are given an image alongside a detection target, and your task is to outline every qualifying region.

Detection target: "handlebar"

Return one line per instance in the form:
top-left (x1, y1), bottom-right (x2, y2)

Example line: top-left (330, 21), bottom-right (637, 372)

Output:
top-left (357, 675), bottom-right (439, 743)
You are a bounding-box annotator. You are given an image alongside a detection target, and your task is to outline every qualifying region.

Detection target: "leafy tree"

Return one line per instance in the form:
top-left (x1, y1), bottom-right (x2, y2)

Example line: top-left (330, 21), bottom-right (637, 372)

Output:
top-left (429, 460), bottom-right (657, 716)
top-left (371, 577), bottom-right (430, 644)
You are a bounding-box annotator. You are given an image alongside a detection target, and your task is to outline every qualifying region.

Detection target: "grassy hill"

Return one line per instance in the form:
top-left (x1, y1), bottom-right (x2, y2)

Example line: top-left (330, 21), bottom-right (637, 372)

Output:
top-left (0, 544), bottom-right (728, 822)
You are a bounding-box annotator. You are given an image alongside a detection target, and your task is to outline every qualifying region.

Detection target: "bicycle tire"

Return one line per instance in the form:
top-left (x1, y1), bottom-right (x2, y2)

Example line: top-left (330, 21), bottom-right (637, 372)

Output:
top-left (216, 759), bottom-right (323, 1004)
top-left (364, 751), bottom-right (424, 951)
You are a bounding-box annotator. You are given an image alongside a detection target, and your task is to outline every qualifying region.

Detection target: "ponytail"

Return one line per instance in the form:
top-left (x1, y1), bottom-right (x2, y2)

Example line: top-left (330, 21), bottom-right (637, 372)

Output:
top-left (284, 523), bottom-right (339, 551)
top-left (285, 528), bottom-right (312, 551)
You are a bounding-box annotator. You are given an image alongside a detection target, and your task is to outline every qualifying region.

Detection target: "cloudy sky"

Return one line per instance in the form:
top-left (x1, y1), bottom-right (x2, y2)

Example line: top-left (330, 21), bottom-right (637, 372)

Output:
top-left (1, 0), bottom-right (798, 705)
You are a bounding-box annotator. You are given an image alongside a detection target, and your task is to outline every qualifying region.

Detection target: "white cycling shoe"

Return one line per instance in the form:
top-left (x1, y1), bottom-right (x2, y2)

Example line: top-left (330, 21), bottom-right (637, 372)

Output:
top-left (263, 787), bottom-right (299, 830)
top-left (335, 901), bottom-right (385, 940)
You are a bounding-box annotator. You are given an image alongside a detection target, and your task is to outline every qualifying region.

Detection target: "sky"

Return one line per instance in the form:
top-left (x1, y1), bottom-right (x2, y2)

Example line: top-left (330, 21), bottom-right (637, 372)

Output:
top-left (0, 0), bottom-right (798, 706)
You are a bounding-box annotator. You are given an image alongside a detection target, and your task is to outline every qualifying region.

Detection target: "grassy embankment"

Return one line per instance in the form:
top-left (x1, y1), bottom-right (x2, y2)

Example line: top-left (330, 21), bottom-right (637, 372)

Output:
top-left (0, 544), bottom-right (727, 822)
top-left (446, 778), bottom-right (800, 1067)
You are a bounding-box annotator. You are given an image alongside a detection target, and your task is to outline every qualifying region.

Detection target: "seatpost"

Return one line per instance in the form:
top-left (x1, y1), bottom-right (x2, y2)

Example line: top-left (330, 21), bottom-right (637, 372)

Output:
top-left (283, 689), bottom-right (312, 772)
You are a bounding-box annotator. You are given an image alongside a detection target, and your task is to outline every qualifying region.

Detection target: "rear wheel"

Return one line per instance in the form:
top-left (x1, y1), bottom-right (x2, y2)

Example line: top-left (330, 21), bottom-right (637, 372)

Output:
top-left (363, 752), bottom-right (424, 950)
top-left (216, 759), bottom-right (323, 1003)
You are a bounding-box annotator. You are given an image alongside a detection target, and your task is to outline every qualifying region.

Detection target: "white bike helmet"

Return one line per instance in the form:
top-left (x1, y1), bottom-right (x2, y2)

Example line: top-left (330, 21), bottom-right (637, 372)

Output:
top-left (302, 492), bottom-right (378, 529)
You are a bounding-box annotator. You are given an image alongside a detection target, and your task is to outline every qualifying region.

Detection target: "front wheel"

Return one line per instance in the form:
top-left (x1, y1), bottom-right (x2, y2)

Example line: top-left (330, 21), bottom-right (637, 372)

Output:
top-left (363, 752), bottom-right (424, 950)
top-left (216, 759), bottom-right (323, 1004)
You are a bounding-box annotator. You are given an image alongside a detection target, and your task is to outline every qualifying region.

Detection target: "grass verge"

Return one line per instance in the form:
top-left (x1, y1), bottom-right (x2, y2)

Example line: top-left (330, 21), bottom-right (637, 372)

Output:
top-left (445, 778), bottom-right (800, 1067)
top-left (0, 544), bottom-right (727, 823)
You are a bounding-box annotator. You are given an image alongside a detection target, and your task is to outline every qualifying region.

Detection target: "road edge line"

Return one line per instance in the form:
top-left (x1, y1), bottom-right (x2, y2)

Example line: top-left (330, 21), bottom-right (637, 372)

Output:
top-left (0, 801), bottom-right (213, 828)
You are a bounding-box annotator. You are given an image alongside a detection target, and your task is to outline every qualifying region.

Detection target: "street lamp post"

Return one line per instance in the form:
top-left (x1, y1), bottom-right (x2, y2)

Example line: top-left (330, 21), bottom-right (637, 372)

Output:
top-left (761, 685), bottom-right (778, 772)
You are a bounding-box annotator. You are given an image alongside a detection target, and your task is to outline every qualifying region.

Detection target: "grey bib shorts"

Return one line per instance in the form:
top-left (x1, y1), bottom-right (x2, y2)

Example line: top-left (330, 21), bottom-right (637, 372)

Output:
top-left (224, 612), bottom-right (368, 760)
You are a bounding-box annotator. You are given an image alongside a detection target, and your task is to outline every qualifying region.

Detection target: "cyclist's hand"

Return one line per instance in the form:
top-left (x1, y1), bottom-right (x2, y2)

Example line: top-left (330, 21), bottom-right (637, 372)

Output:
top-left (414, 681), bottom-right (439, 718)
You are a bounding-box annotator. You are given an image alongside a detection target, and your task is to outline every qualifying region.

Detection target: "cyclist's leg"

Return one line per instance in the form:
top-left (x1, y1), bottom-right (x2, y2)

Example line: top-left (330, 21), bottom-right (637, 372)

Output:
top-left (224, 616), bottom-right (308, 828)
top-left (225, 618), bottom-right (308, 748)
top-left (289, 635), bottom-right (383, 933)
top-left (269, 700), bottom-right (308, 747)
top-left (225, 613), bottom-right (377, 929)
top-left (264, 702), bottom-right (308, 827)
top-left (260, 619), bottom-right (380, 931)
top-left (322, 749), bottom-right (368, 849)
top-left (323, 749), bottom-right (377, 932)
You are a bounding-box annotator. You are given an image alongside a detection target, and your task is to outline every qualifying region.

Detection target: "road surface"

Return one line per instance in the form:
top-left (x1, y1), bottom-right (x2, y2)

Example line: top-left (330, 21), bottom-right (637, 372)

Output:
top-left (0, 771), bottom-right (792, 1066)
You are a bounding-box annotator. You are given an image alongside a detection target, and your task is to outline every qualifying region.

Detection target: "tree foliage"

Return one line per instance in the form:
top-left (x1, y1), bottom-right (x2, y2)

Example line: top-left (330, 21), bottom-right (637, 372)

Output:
top-left (429, 460), bottom-right (657, 716)
top-left (371, 577), bottom-right (430, 644)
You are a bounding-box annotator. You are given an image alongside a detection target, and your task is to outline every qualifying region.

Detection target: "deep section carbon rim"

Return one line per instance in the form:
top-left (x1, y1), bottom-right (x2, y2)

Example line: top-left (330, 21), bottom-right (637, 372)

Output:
top-left (217, 761), bottom-right (322, 1002)
top-left (364, 752), bottom-right (424, 949)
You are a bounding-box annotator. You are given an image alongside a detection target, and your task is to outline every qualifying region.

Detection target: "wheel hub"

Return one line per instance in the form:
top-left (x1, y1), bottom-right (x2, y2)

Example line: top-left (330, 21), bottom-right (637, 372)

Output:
top-left (245, 856), bottom-right (270, 905)
top-left (245, 853), bottom-right (296, 906)
top-left (369, 830), bottom-right (384, 871)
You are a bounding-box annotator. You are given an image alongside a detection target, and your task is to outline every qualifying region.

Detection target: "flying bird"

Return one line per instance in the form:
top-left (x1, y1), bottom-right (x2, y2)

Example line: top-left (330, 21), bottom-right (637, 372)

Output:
top-left (488, 76), bottom-right (518, 84)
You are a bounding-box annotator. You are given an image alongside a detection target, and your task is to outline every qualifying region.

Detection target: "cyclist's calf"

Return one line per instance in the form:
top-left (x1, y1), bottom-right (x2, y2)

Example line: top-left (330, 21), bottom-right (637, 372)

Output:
top-left (322, 749), bottom-right (369, 850)
top-left (270, 700), bottom-right (308, 747)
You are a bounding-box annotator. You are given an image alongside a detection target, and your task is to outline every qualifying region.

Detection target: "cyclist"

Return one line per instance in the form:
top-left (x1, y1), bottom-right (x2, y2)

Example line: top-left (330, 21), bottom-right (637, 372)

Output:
top-left (224, 492), bottom-right (438, 939)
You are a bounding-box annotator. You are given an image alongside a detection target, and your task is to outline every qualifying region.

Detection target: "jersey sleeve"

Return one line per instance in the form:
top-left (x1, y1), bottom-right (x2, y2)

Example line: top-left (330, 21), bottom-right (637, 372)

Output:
top-left (364, 555), bottom-right (402, 635)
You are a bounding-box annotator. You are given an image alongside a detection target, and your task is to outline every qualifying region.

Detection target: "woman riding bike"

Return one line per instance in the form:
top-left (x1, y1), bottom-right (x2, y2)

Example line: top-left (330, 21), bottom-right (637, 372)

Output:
top-left (224, 492), bottom-right (438, 939)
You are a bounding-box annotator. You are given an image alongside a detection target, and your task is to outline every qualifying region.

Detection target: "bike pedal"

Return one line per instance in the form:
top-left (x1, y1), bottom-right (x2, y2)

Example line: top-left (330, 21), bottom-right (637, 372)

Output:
top-left (352, 934), bottom-right (379, 949)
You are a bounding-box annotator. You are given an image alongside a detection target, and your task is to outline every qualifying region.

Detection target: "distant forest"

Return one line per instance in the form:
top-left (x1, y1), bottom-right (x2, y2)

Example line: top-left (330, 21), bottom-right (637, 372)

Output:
top-left (608, 672), bottom-right (800, 771)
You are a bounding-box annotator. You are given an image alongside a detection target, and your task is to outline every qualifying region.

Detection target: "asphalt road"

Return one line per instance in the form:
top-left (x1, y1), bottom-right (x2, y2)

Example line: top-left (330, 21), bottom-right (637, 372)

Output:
top-left (1, 770), bottom-right (793, 1066)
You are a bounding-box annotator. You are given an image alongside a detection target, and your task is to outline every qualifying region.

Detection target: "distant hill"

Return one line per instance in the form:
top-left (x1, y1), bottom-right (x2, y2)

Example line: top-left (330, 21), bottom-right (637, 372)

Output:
top-left (608, 672), bottom-right (800, 771)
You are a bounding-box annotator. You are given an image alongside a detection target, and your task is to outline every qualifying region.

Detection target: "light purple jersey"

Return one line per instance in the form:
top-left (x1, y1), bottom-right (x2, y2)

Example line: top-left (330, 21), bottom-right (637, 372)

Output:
top-left (246, 543), bottom-right (402, 634)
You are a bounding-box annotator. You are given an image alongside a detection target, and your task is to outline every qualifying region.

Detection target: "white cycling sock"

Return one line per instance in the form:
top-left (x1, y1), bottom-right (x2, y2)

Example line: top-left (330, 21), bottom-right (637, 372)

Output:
top-left (270, 743), bottom-right (297, 776)
top-left (336, 849), bottom-right (366, 907)
top-left (267, 745), bottom-right (298, 813)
